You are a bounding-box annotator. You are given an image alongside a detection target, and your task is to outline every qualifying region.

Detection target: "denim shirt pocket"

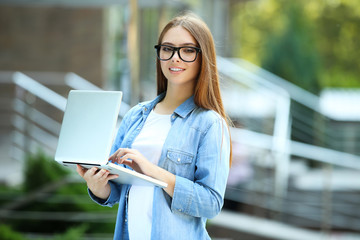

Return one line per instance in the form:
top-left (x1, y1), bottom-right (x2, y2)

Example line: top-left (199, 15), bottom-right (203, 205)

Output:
top-left (165, 149), bottom-right (195, 179)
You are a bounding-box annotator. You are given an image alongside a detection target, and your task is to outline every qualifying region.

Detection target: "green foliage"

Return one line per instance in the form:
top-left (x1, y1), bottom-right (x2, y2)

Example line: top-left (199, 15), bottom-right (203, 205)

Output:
top-left (314, 1), bottom-right (360, 88)
top-left (0, 150), bottom-right (116, 236)
top-left (23, 150), bottom-right (69, 192)
top-left (0, 224), bottom-right (89, 240)
top-left (51, 224), bottom-right (88, 240)
top-left (0, 224), bottom-right (25, 240)
top-left (262, 1), bottom-right (320, 94)
top-left (230, 0), bottom-right (360, 89)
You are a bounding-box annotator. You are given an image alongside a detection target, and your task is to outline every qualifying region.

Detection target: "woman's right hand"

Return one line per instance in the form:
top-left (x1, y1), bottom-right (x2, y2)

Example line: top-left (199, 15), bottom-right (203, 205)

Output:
top-left (76, 164), bottom-right (118, 200)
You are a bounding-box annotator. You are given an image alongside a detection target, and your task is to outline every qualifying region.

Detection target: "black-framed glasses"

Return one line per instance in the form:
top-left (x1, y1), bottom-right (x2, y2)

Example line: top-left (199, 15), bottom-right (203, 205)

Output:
top-left (154, 44), bottom-right (201, 63)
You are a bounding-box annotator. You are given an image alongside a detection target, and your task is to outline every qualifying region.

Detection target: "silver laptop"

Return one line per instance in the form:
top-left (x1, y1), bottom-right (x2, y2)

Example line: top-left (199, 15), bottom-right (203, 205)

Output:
top-left (55, 90), bottom-right (167, 188)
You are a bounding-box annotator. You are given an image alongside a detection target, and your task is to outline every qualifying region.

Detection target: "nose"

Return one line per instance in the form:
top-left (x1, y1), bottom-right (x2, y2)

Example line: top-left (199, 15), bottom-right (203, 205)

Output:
top-left (171, 49), bottom-right (181, 62)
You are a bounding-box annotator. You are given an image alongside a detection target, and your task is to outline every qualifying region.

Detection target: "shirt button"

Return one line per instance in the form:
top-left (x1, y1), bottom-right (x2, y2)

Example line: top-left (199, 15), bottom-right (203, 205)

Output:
top-left (177, 158), bottom-right (181, 162)
top-left (144, 107), bottom-right (148, 112)
top-left (172, 115), bottom-right (175, 119)
top-left (178, 209), bottom-right (182, 212)
top-left (125, 219), bottom-right (127, 222)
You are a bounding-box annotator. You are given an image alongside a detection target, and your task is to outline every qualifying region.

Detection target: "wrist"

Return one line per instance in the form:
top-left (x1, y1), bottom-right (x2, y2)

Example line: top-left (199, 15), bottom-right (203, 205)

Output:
top-left (151, 165), bottom-right (176, 197)
top-left (90, 183), bottom-right (111, 200)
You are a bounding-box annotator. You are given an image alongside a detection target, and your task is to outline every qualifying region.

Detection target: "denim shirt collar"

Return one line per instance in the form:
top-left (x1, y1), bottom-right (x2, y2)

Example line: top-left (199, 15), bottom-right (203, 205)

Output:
top-left (173, 95), bottom-right (197, 118)
top-left (140, 92), bottom-right (197, 119)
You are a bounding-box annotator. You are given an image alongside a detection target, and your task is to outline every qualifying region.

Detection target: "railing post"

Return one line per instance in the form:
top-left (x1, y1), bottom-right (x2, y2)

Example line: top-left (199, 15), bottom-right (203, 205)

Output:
top-left (272, 94), bottom-right (291, 219)
top-left (321, 162), bottom-right (333, 235)
top-left (23, 92), bottom-right (36, 156)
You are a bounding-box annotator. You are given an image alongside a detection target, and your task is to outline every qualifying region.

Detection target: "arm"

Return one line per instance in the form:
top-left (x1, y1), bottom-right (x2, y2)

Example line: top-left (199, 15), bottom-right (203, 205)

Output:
top-left (171, 119), bottom-right (230, 219)
top-left (111, 118), bottom-right (230, 218)
top-left (109, 148), bottom-right (176, 197)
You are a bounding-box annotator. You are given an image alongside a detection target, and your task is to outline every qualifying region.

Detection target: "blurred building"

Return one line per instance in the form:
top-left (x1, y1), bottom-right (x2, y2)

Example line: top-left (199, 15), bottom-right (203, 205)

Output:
top-left (0, 5), bottom-right (105, 87)
top-left (1, 1), bottom-right (360, 240)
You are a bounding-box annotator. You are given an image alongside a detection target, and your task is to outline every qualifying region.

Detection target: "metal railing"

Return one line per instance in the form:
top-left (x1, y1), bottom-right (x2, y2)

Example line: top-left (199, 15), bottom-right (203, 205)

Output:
top-left (217, 57), bottom-right (360, 236)
top-left (0, 71), bottom-right (130, 164)
top-left (232, 58), bottom-right (360, 154)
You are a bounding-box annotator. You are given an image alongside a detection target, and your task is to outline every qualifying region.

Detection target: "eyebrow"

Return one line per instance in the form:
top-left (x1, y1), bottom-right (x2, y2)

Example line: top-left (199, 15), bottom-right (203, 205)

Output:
top-left (161, 42), bottom-right (198, 47)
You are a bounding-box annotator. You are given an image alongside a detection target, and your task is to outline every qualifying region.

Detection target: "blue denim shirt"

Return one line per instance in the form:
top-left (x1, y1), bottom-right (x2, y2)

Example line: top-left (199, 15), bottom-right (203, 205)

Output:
top-left (89, 93), bottom-right (230, 240)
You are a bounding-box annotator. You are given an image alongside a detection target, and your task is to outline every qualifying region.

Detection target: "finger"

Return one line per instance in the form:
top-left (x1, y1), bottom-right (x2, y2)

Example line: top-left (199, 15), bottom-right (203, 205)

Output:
top-left (76, 165), bottom-right (85, 177)
top-left (109, 148), bottom-right (122, 161)
top-left (116, 148), bottom-right (126, 157)
top-left (117, 148), bottom-right (134, 157)
top-left (120, 153), bottom-right (136, 161)
top-left (84, 167), bottom-right (98, 178)
top-left (107, 174), bottom-right (119, 180)
top-left (95, 169), bottom-right (108, 179)
top-left (113, 153), bottom-right (122, 163)
top-left (108, 155), bottom-right (116, 163)
top-left (112, 149), bottom-right (126, 163)
top-left (98, 170), bottom-right (110, 180)
top-left (119, 154), bottom-right (129, 164)
top-left (121, 159), bottom-right (133, 168)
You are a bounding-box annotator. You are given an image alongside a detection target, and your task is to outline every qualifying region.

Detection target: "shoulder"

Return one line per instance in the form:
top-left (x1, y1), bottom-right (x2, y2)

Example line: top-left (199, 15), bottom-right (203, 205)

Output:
top-left (187, 107), bottom-right (226, 134)
top-left (122, 103), bottom-right (141, 119)
top-left (192, 107), bottom-right (222, 123)
top-left (122, 99), bottom-right (153, 120)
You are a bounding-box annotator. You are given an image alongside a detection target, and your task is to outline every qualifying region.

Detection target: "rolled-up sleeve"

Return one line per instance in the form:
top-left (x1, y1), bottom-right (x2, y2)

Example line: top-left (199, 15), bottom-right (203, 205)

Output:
top-left (88, 181), bottom-right (122, 207)
top-left (170, 118), bottom-right (230, 219)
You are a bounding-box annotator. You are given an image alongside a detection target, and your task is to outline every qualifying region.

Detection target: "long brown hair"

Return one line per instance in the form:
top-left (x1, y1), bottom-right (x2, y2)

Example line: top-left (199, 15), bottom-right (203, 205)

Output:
top-left (156, 13), bottom-right (232, 165)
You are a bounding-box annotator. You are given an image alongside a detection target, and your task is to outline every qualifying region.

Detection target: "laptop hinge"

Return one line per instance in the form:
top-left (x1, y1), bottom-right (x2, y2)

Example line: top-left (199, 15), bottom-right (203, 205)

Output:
top-left (63, 161), bottom-right (101, 166)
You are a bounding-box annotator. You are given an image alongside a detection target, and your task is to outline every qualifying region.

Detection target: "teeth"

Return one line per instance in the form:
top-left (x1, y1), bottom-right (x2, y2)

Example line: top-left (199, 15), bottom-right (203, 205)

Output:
top-left (170, 68), bottom-right (183, 72)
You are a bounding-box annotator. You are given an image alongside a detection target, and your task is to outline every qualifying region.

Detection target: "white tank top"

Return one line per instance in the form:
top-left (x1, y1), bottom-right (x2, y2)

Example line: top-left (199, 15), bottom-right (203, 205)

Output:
top-left (128, 109), bottom-right (171, 240)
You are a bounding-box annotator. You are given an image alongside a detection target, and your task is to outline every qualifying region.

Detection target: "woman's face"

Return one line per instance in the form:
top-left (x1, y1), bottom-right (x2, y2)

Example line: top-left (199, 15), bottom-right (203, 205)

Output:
top-left (160, 26), bottom-right (201, 91)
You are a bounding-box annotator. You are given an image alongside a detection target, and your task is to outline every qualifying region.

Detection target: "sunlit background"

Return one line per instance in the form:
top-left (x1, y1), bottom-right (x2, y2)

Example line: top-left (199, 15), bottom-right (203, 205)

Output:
top-left (0, 0), bottom-right (360, 239)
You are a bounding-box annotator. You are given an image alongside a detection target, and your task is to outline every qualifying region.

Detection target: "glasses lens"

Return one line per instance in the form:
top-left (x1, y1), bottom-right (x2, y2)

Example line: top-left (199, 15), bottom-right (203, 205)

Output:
top-left (179, 47), bottom-right (198, 62)
top-left (159, 46), bottom-right (174, 60)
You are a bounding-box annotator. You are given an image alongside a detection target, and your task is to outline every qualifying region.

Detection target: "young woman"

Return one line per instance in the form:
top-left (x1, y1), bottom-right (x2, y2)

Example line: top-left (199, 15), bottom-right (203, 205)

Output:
top-left (77, 13), bottom-right (232, 240)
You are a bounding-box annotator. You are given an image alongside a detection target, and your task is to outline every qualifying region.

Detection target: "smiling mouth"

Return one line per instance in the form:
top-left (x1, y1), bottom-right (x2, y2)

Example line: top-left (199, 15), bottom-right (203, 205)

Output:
top-left (169, 67), bottom-right (185, 72)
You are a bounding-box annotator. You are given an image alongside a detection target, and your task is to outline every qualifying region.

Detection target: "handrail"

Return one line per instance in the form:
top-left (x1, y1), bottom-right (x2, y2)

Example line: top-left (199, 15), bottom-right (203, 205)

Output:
top-left (10, 71), bottom-right (131, 118)
top-left (231, 127), bottom-right (360, 170)
top-left (219, 57), bottom-right (360, 158)
top-left (13, 98), bottom-right (61, 136)
top-left (13, 72), bottom-right (67, 111)
top-left (229, 58), bottom-right (321, 112)
top-left (245, 59), bottom-right (360, 153)
top-left (11, 71), bottom-right (132, 120)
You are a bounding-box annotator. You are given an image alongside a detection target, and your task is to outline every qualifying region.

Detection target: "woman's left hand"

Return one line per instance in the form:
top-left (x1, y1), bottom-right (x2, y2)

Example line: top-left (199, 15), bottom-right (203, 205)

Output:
top-left (109, 148), bottom-right (154, 176)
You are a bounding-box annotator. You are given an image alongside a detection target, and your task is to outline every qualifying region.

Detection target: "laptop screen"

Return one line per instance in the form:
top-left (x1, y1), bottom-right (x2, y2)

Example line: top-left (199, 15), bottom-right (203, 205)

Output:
top-left (55, 90), bottom-right (122, 165)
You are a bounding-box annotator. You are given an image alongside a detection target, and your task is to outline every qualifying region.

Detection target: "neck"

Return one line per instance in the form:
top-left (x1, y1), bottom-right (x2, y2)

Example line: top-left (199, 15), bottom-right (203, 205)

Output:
top-left (155, 84), bottom-right (194, 114)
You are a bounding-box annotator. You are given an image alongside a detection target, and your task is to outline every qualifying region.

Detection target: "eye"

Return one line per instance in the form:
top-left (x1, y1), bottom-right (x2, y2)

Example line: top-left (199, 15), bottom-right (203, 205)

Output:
top-left (183, 47), bottom-right (196, 53)
top-left (162, 46), bottom-right (174, 52)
